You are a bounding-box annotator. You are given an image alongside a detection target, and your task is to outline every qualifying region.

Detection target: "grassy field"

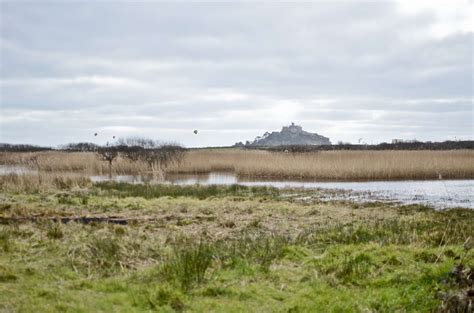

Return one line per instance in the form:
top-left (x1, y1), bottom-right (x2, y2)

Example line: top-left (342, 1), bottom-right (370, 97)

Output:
top-left (0, 177), bottom-right (473, 312)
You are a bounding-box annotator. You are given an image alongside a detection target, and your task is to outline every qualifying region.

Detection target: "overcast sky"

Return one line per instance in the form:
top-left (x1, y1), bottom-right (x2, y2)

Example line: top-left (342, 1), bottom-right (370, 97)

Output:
top-left (1, 1), bottom-right (472, 147)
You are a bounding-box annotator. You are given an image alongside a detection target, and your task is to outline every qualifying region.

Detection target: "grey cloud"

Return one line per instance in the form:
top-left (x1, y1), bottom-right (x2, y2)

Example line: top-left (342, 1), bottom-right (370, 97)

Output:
top-left (1, 1), bottom-right (472, 146)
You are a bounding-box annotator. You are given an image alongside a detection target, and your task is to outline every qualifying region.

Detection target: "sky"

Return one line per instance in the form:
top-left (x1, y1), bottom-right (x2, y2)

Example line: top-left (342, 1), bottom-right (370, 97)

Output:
top-left (0, 0), bottom-right (472, 147)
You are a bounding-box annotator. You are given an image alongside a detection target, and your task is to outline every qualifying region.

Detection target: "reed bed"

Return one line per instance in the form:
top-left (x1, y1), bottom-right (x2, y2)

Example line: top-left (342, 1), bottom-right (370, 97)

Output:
top-left (0, 151), bottom-right (148, 175)
top-left (0, 173), bottom-right (92, 193)
top-left (1, 149), bottom-right (473, 180)
top-left (167, 149), bottom-right (474, 180)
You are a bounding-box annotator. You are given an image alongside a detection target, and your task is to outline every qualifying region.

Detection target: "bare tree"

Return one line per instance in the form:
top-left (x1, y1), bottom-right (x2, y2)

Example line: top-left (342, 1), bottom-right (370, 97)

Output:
top-left (116, 137), bottom-right (156, 149)
top-left (138, 145), bottom-right (185, 174)
top-left (96, 147), bottom-right (119, 178)
top-left (154, 144), bottom-right (186, 169)
top-left (61, 142), bottom-right (99, 152)
top-left (116, 137), bottom-right (186, 176)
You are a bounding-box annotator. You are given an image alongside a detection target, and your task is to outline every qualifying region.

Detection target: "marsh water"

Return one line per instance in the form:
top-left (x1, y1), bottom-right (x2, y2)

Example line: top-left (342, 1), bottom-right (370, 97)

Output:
top-left (92, 172), bottom-right (473, 209)
top-left (1, 165), bottom-right (472, 209)
top-left (0, 165), bottom-right (36, 175)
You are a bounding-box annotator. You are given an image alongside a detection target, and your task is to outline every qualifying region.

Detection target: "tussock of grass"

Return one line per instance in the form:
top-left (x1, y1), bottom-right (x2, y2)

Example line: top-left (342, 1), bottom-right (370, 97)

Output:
top-left (160, 239), bottom-right (214, 291)
top-left (45, 221), bottom-right (64, 239)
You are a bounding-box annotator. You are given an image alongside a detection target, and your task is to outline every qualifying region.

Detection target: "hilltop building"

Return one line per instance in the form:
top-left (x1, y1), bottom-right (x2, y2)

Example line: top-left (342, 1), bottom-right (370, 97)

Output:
top-left (236, 123), bottom-right (331, 147)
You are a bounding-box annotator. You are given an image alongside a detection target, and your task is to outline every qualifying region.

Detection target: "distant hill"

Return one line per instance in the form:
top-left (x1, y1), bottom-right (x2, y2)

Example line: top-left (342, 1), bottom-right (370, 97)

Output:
top-left (236, 123), bottom-right (331, 147)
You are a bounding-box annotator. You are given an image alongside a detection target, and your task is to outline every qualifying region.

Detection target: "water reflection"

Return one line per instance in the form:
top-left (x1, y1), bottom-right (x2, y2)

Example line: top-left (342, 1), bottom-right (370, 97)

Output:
top-left (166, 172), bottom-right (238, 185)
top-left (90, 172), bottom-right (474, 208)
top-left (2, 165), bottom-right (472, 209)
top-left (91, 172), bottom-right (474, 209)
top-left (90, 174), bottom-right (156, 184)
top-left (0, 165), bottom-right (36, 175)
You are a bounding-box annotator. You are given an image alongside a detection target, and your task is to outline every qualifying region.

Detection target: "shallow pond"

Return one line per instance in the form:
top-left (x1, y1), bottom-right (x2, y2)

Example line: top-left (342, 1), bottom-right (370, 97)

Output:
top-left (91, 172), bottom-right (473, 209)
top-left (1, 165), bottom-right (472, 209)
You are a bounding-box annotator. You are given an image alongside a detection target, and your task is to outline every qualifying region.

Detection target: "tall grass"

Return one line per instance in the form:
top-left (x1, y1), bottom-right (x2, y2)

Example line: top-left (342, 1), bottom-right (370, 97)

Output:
top-left (0, 151), bottom-right (147, 175)
top-left (302, 211), bottom-right (473, 247)
top-left (158, 212), bottom-right (473, 291)
top-left (0, 173), bottom-right (92, 193)
top-left (160, 239), bottom-right (214, 290)
top-left (2, 149), bottom-right (473, 180)
top-left (167, 149), bottom-right (474, 180)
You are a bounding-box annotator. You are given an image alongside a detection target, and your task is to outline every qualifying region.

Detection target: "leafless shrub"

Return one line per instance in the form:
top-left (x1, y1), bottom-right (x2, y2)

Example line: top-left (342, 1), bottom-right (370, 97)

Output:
top-left (60, 142), bottom-right (99, 152)
top-left (96, 147), bottom-right (120, 178)
top-left (114, 137), bottom-right (186, 174)
top-left (116, 137), bottom-right (156, 149)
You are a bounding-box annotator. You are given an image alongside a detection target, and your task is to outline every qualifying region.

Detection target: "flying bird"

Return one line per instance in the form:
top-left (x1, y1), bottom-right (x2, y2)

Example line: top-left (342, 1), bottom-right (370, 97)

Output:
top-left (94, 133), bottom-right (98, 137)
top-left (113, 136), bottom-right (115, 139)
top-left (194, 130), bottom-right (198, 134)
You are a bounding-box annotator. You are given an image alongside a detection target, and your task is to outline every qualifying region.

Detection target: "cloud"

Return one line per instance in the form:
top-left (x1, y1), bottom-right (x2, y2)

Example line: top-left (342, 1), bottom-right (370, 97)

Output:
top-left (0, 1), bottom-right (472, 146)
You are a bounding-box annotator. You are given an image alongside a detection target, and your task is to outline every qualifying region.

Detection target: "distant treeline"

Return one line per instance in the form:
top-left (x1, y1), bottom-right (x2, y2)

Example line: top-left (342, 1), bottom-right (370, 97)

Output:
top-left (0, 143), bottom-right (53, 152)
top-left (0, 141), bottom-right (186, 153)
top-left (248, 140), bottom-right (474, 152)
top-left (1, 140), bottom-right (473, 153)
top-left (0, 142), bottom-right (98, 152)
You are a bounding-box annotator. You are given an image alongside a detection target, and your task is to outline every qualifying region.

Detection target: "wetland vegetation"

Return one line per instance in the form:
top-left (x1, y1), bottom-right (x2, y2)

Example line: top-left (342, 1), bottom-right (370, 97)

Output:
top-left (0, 175), bottom-right (473, 312)
top-left (1, 149), bottom-right (474, 181)
top-left (0, 148), bottom-right (473, 312)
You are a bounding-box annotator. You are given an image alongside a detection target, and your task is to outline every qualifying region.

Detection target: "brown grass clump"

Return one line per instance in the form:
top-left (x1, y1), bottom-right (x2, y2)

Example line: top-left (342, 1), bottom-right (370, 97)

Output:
top-left (167, 149), bottom-right (474, 180)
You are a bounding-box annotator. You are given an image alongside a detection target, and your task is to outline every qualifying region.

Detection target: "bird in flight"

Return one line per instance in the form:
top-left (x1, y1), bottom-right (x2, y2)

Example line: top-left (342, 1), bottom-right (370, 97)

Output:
top-left (194, 130), bottom-right (198, 134)
top-left (94, 133), bottom-right (98, 136)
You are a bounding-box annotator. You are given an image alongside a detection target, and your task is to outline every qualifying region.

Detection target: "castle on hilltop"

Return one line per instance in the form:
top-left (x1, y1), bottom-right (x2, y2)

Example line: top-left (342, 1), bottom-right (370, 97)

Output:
top-left (235, 123), bottom-right (331, 147)
top-left (281, 122), bottom-right (303, 134)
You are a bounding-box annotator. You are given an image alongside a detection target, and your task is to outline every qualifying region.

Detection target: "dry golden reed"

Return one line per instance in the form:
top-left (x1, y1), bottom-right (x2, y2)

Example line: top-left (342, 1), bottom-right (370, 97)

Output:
top-left (0, 151), bottom-right (148, 175)
top-left (0, 173), bottom-right (92, 193)
top-left (167, 149), bottom-right (474, 180)
top-left (1, 149), bottom-right (473, 180)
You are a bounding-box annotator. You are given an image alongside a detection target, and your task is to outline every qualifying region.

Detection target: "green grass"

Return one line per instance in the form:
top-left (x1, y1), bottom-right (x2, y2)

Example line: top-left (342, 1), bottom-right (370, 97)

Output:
top-left (160, 239), bottom-right (214, 291)
top-left (95, 181), bottom-right (280, 200)
top-left (0, 182), bottom-right (473, 312)
top-left (305, 212), bottom-right (473, 246)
